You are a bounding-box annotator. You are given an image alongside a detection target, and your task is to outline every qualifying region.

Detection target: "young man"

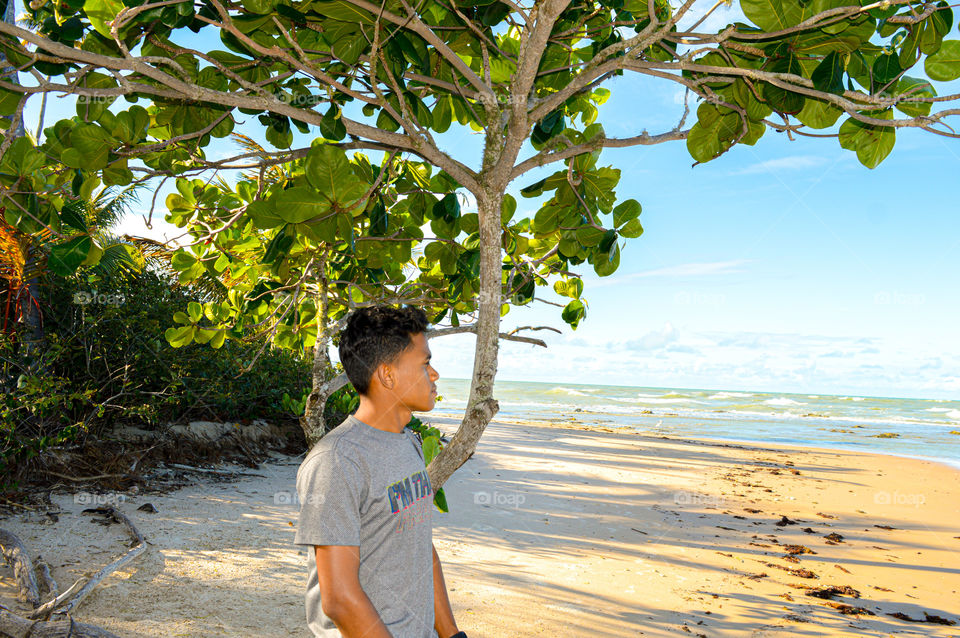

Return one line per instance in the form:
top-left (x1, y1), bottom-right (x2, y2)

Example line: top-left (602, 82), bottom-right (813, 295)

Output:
top-left (294, 305), bottom-right (466, 638)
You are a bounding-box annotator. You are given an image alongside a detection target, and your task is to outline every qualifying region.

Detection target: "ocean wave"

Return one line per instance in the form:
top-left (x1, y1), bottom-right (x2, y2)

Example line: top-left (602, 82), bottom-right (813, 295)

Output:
top-left (708, 392), bottom-right (755, 400)
top-left (839, 397), bottom-right (866, 402)
top-left (925, 408), bottom-right (960, 418)
top-left (544, 387), bottom-right (597, 397)
top-left (764, 398), bottom-right (806, 406)
top-left (613, 397), bottom-right (708, 405)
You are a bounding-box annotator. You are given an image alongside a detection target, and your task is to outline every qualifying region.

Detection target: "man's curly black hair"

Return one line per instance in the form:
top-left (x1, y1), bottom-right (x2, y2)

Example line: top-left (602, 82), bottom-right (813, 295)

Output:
top-left (338, 305), bottom-right (429, 396)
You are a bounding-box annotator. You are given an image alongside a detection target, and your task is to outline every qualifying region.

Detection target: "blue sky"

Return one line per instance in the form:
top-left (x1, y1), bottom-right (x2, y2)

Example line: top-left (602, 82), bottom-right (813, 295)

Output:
top-left (19, 2), bottom-right (960, 400)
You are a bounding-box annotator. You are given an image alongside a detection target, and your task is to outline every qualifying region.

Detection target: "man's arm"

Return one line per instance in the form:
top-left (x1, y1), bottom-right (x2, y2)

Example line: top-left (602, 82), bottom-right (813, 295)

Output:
top-left (432, 543), bottom-right (460, 638)
top-left (315, 545), bottom-right (393, 638)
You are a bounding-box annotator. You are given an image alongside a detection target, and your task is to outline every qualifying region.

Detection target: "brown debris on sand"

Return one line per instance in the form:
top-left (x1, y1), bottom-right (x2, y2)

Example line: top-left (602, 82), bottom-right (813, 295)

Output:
top-left (783, 544), bottom-right (817, 555)
top-left (825, 602), bottom-right (875, 615)
top-left (790, 568), bottom-right (818, 579)
top-left (806, 585), bottom-right (861, 599)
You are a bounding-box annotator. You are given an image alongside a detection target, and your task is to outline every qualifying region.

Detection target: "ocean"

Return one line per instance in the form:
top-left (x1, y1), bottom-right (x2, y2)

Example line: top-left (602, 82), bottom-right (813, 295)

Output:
top-left (430, 378), bottom-right (960, 471)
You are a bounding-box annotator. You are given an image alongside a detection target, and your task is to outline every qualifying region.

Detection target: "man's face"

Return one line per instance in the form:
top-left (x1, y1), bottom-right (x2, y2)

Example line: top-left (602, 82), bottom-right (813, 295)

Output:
top-left (385, 332), bottom-right (439, 413)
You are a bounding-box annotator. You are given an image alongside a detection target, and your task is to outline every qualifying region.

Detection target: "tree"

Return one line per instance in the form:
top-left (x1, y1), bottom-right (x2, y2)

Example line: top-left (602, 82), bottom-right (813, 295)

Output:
top-left (0, 0), bottom-right (958, 492)
top-left (161, 133), bottom-right (558, 448)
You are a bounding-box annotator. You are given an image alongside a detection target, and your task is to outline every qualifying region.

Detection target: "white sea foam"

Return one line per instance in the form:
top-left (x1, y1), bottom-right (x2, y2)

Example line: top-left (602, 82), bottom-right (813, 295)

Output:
top-left (914, 408), bottom-right (960, 420)
top-left (614, 397), bottom-right (708, 405)
top-left (545, 387), bottom-right (595, 397)
top-left (764, 398), bottom-right (806, 406)
top-left (708, 392), bottom-right (754, 400)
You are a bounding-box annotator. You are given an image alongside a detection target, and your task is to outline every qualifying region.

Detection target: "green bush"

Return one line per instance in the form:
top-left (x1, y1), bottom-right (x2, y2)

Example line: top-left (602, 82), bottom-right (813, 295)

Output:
top-left (1, 268), bottom-right (311, 488)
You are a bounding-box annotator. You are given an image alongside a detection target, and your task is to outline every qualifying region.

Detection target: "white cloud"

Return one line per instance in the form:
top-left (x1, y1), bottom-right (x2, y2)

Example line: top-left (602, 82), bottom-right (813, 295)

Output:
top-left (732, 155), bottom-right (826, 175)
top-left (426, 323), bottom-right (960, 400)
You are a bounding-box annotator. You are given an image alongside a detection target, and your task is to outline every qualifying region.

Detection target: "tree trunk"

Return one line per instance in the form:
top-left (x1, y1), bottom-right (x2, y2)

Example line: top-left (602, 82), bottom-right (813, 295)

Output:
top-left (299, 254), bottom-right (337, 448)
top-left (427, 190), bottom-right (502, 491)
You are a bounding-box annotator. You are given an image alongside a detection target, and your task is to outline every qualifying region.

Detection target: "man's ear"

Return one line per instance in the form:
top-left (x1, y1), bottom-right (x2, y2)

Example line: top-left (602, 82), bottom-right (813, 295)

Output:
top-left (375, 362), bottom-right (395, 390)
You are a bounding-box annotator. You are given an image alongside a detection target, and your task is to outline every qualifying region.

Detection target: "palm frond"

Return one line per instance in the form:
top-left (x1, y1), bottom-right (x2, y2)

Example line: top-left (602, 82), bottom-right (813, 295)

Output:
top-left (90, 183), bottom-right (146, 230)
top-left (0, 218), bottom-right (25, 289)
top-left (231, 132), bottom-right (290, 186)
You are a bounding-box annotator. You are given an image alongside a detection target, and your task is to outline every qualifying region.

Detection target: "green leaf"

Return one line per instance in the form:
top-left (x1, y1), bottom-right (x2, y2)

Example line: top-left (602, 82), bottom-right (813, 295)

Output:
top-left (187, 301), bottom-right (202, 322)
top-left (931, 1), bottom-right (953, 36)
top-left (838, 110), bottom-right (896, 169)
top-left (612, 199), bottom-right (641, 227)
top-left (811, 51), bottom-right (846, 94)
top-left (872, 52), bottom-right (902, 86)
top-left (501, 194), bottom-right (516, 224)
top-left (305, 143), bottom-right (367, 209)
top-left (894, 77), bottom-right (936, 117)
top-left (432, 193), bottom-right (460, 222)
top-left (593, 242), bottom-right (620, 277)
top-left (319, 106), bottom-right (347, 141)
top-left (170, 251), bottom-right (197, 270)
top-left (246, 200), bottom-right (286, 229)
top-left (433, 96), bottom-right (452, 133)
top-left (70, 123), bottom-right (116, 170)
top-left (48, 235), bottom-right (92, 276)
top-left (433, 487), bottom-right (448, 513)
top-left (925, 40), bottom-right (960, 81)
top-left (561, 299), bottom-right (586, 329)
top-left (209, 329), bottom-right (227, 349)
top-left (242, 0), bottom-right (276, 14)
top-left (276, 186), bottom-right (332, 223)
top-left (686, 107), bottom-right (741, 163)
top-left (422, 435), bottom-right (440, 465)
top-left (84, 0), bottom-right (125, 38)
top-left (164, 325), bottom-right (195, 348)
top-left (619, 218), bottom-right (644, 238)
top-left (575, 225), bottom-right (604, 246)
top-left (533, 206), bottom-right (559, 234)
top-left (520, 178), bottom-right (547, 198)
top-left (741, 0), bottom-right (816, 33)
top-left (795, 97), bottom-right (842, 129)
top-left (59, 201), bottom-right (88, 232)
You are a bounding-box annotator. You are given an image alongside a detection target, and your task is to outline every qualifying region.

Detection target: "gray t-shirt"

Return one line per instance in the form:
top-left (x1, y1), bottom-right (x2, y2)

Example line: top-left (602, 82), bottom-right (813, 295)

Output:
top-left (294, 414), bottom-right (437, 638)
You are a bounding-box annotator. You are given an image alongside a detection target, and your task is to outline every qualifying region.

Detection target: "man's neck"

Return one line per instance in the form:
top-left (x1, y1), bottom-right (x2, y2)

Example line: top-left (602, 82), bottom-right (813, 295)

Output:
top-left (353, 397), bottom-right (412, 434)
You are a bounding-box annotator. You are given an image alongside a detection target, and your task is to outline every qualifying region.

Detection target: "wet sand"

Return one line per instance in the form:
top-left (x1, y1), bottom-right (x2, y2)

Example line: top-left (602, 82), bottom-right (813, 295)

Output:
top-left (2, 416), bottom-right (958, 637)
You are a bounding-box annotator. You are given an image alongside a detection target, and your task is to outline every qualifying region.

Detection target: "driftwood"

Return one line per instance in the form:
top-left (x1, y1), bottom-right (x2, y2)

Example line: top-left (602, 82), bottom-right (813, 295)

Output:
top-left (165, 462), bottom-right (264, 477)
top-left (53, 506), bottom-right (146, 617)
top-left (0, 505), bottom-right (147, 637)
top-left (0, 529), bottom-right (40, 608)
top-left (0, 608), bottom-right (122, 638)
top-left (34, 556), bottom-right (57, 599)
top-left (27, 579), bottom-right (84, 621)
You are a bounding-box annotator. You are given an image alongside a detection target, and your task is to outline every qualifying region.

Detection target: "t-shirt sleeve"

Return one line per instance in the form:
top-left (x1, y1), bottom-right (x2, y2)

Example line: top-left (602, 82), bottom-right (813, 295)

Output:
top-left (294, 441), bottom-right (364, 546)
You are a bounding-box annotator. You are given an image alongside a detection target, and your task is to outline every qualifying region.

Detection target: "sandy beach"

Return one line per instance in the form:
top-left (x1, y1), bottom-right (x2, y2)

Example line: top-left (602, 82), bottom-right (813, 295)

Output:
top-left (2, 416), bottom-right (959, 637)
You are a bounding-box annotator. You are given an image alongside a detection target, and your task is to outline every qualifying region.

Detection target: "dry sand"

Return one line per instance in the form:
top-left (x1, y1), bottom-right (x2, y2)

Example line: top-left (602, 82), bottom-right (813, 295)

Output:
top-left (2, 416), bottom-right (959, 637)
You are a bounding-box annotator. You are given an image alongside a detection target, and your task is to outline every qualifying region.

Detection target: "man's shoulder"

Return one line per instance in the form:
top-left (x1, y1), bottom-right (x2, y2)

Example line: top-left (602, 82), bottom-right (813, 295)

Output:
top-left (298, 418), bottom-right (360, 473)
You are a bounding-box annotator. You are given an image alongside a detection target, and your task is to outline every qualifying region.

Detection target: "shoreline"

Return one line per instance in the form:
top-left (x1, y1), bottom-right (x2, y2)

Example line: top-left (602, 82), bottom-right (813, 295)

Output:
top-left (1, 416), bottom-right (958, 637)
top-left (427, 410), bottom-right (960, 475)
